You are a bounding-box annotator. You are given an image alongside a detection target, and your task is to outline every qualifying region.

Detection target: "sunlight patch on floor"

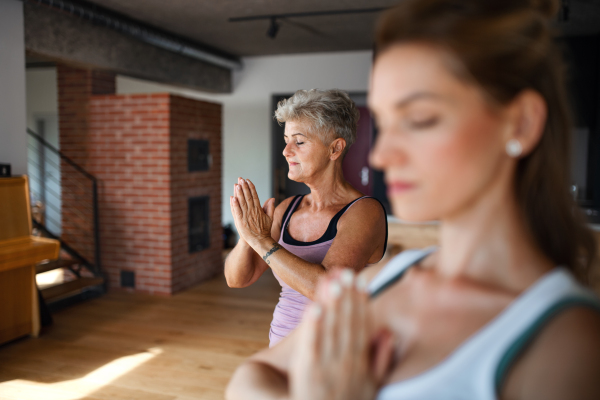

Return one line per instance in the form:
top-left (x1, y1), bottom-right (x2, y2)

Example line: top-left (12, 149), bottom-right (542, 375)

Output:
top-left (0, 347), bottom-right (162, 400)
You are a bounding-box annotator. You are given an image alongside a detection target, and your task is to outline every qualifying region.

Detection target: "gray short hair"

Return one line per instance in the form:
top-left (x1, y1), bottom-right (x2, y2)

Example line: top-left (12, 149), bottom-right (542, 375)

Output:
top-left (274, 89), bottom-right (359, 155)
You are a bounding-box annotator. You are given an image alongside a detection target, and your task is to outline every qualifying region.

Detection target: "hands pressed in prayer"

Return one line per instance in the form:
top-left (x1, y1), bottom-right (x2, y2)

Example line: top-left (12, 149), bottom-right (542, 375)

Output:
top-left (230, 177), bottom-right (276, 249)
top-left (289, 269), bottom-right (396, 400)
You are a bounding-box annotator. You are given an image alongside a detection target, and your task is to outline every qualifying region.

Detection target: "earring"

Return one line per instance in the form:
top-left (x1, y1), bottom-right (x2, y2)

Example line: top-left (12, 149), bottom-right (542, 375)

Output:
top-left (506, 139), bottom-right (522, 158)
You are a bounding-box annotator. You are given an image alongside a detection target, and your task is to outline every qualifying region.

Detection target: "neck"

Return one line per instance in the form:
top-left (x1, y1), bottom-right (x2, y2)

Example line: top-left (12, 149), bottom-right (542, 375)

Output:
top-left (304, 161), bottom-right (354, 210)
top-left (436, 174), bottom-right (553, 292)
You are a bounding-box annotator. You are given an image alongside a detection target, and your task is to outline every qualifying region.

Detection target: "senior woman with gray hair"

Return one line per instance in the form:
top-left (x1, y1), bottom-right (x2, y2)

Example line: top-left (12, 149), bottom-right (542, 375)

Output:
top-left (225, 89), bottom-right (388, 347)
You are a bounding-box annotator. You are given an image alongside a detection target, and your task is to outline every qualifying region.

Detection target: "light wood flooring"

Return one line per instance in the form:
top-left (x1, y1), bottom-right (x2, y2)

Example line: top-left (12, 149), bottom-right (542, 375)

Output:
top-left (0, 269), bottom-right (281, 400)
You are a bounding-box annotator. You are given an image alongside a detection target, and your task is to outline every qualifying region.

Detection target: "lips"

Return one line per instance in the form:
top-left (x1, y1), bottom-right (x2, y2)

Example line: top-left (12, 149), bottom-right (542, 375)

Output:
top-left (386, 181), bottom-right (416, 195)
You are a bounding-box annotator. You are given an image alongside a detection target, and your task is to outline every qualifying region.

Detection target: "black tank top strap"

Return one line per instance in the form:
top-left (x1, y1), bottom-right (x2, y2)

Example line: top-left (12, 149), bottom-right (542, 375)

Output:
top-left (327, 196), bottom-right (388, 259)
top-left (280, 195), bottom-right (304, 228)
top-left (282, 195), bottom-right (388, 250)
top-left (324, 196), bottom-right (367, 238)
top-left (363, 197), bottom-right (388, 259)
top-left (327, 196), bottom-right (373, 235)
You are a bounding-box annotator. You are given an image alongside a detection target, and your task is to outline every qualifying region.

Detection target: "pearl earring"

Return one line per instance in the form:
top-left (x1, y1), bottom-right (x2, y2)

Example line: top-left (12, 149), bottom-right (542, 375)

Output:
top-left (506, 139), bottom-right (522, 158)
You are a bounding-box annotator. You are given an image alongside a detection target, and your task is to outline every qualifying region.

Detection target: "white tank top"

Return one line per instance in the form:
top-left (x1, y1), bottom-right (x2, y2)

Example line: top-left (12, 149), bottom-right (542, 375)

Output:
top-left (367, 248), bottom-right (600, 400)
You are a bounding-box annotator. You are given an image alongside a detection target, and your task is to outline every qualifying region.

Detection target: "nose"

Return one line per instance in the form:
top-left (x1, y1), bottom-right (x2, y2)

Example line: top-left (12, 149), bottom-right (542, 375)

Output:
top-left (369, 128), bottom-right (406, 171)
top-left (282, 142), bottom-right (294, 158)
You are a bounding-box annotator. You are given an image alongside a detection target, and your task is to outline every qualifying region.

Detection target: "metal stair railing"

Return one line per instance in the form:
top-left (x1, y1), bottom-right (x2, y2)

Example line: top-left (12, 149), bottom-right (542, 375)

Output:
top-left (26, 128), bottom-right (101, 277)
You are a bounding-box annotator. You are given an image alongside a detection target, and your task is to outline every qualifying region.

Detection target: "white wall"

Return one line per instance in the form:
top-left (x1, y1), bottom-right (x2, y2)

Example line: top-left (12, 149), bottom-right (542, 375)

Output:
top-left (0, 0), bottom-right (27, 175)
top-left (26, 68), bottom-right (58, 134)
top-left (117, 50), bottom-right (373, 226)
top-left (25, 68), bottom-right (62, 234)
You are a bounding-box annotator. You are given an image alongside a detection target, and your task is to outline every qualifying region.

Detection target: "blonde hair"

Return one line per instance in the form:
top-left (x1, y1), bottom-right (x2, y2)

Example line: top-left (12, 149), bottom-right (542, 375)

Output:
top-left (275, 89), bottom-right (360, 156)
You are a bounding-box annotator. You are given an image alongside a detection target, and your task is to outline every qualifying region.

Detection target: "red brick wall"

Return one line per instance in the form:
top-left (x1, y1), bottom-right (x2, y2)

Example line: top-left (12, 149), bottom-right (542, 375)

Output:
top-left (89, 93), bottom-right (173, 295)
top-left (57, 65), bottom-right (115, 264)
top-left (58, 66), bottom-right (222, 295)
top-left (169, 95), bottom-right (222, 293)
top-left (90, 70), bottom-right (116, 95)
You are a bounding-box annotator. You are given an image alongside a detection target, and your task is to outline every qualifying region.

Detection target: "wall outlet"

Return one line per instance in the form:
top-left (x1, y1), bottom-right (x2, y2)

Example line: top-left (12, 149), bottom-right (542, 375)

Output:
top-left (120, 270), bottom-right (135, 288)
top-left (0, 164), bottom-right (11, 177)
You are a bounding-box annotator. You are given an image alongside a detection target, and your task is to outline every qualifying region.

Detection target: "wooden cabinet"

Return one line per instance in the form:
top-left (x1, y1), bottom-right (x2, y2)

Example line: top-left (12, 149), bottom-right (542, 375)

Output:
top-left (387, 220), bottom-right (439, 251)
top-left (386, 220), bottom-right (600, 295)
top-left (0, 176), bottom-right (59, 345)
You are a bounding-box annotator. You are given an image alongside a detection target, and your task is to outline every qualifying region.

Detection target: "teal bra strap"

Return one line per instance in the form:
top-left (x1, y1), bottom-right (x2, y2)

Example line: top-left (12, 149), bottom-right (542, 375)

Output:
top-left (369, 247), bottom-right (437, 299)
top-left (494, 296), bottom-right (600, 393)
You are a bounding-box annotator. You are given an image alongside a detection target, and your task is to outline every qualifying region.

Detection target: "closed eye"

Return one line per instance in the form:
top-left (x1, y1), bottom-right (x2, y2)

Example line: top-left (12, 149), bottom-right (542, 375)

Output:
top-left (408, 116), bottom-right (439, 129)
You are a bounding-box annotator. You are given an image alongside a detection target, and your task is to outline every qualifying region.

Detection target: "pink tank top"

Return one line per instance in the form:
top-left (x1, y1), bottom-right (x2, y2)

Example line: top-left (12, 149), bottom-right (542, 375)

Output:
top-left (269, 195), bottom-right (387, 347)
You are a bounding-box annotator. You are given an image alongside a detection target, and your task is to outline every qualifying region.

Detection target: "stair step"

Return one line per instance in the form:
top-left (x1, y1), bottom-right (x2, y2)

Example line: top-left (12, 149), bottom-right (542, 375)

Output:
top-left (41, 277), bottom-right (104, 302)
top-left (36, 258), bottom-right (80, 274)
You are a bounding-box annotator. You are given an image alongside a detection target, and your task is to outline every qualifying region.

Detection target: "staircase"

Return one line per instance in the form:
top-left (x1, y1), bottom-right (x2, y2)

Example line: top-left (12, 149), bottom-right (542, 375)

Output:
top-left (27, 128), bottom-right (105, 306)
top-left (33, 221), bottom-right (104, 304)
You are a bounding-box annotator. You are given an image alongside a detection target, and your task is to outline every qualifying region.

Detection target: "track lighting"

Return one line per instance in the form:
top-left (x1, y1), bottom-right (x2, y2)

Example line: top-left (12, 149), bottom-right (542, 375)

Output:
top-left (267, 17), bottom-right (280, 39)
top-left (229, 7), bottom-right (387, 40)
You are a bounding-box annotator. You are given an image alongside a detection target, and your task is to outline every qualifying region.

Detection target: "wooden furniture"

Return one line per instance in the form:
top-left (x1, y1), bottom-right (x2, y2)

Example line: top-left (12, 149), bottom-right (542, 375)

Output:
top-left (387, 220), bottom-right (600, 294)
top-left (0, 176), bottom-right (60, 344)
top-left (387, 220), bottom-right (439, 251)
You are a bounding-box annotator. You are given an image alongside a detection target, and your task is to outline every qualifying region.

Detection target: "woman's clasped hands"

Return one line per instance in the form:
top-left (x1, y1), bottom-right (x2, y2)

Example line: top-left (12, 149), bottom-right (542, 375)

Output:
top-left (230, 177), bottom-right (276, 248)
top-left (290, 269), bottom-right (396, 400)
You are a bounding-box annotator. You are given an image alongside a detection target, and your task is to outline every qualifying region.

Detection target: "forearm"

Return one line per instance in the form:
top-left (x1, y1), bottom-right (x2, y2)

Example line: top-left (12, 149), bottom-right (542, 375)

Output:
top-left (253, 238), bottom-right (327, 300)
top-left (226, 361), bottom-right (289, 400)
top-left (224, 239), bottom-right (262, 287)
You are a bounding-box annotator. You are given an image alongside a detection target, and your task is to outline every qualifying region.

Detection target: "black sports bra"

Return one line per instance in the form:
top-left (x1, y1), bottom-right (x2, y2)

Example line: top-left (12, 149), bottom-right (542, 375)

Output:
top-left (281, 195), bottom-right (389, 255)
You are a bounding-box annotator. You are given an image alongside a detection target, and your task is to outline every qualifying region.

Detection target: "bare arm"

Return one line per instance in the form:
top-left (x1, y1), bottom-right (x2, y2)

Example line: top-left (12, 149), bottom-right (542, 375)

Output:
top-left (256, 197), bottom-right (387, 300)
top-left (224, 193), bottom-right (290, 288)
top-left (501, 306), bottom-right (600, 400)
top-left (226, 270), bottom-right (394, 400)
top-left (226, 324), bottom-right (298, 400)
top-left (233, 179), bottom-right (387, 300)
top-left (226, 361), bottom-right (289, 400)
top-left (224, 239), bottom-right (269, 288)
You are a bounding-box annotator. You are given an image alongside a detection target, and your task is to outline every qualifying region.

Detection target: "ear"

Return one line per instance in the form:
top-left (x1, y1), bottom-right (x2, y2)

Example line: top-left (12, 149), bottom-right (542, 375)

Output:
top-left (503, 90), bottom-right (547, 157)
top-left (329, 138), bottom-right (347, 161)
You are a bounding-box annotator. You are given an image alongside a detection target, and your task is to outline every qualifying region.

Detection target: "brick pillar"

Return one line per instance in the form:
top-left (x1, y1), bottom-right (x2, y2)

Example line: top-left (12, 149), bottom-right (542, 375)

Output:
top-left (57, 65), bottom-right (116, 265)
top-left (58, 66), bottom-right (222, 295)
top-left (88, 93), bottom-right (173, 295)
top-left (170, 96), bottom-right (222, 292)
top-left (88, 94), bottom-right (222, 295)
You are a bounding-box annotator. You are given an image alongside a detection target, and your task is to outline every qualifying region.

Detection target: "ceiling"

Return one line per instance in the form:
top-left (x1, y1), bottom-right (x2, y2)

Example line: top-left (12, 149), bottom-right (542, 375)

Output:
top-left (34, 0), bottom-right (600, 59)
top-left (80, 0), bottom-right (397, 57)
top-left (554, 0), bottom-right (600, 36)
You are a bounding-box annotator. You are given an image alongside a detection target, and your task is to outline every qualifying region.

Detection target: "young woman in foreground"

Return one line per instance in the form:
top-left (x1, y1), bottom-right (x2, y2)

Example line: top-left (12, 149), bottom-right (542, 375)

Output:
top-left (226, 0), bottom-right (600, 399)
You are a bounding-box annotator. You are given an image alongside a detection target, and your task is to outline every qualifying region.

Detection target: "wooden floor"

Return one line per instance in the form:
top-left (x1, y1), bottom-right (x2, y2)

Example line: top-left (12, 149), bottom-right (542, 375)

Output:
top-left (0, 270), bottom-right (281, 400)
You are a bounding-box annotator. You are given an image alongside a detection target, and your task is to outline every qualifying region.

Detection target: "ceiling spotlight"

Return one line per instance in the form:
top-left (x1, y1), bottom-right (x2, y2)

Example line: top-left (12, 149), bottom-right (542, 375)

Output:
top-left (560, 0), bottom-right (570, 22)
top-left (267, 17), bottom-right (280, 39)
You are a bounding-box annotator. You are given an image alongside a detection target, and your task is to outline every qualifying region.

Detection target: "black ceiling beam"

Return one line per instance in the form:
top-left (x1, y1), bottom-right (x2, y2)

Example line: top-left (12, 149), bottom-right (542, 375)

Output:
top-left (229, 7), bottom-right (387, 22)
top-left (23, 0), bottom-right (242, 70)
top-left (23, 2), bottom-right (233, 93)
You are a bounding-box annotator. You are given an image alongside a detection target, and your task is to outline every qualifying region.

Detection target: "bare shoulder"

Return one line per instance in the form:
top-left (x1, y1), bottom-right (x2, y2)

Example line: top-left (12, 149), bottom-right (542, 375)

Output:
top-left (270, 196), bottom-right (297, 241)
top-left (328, 196), bottom-right (387, 266)
top-left (502, 305), bottom-right (600, 400)
top-left (272, 196), bottom-right (296, 227)
top-left (339, 197), bottom-right (386, 227)
top-left (336, 197), bottom-right (387, 244)
top-left (274, 196), bottom-right (296, 219)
